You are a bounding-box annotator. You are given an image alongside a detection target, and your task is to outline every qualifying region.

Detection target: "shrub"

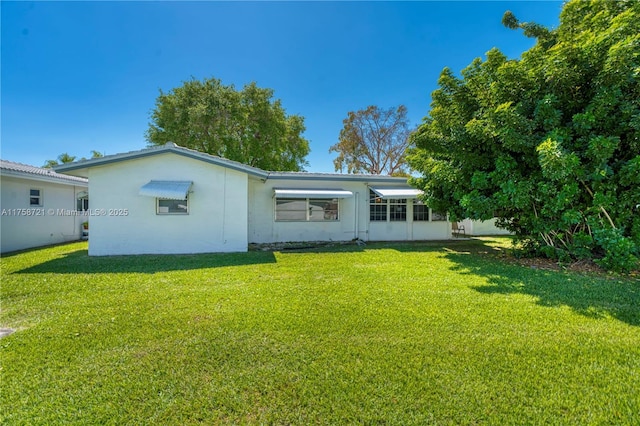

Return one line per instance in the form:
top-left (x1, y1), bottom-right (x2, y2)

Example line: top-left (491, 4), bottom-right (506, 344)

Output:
top-left (593, 228), bottom-right (638, 273)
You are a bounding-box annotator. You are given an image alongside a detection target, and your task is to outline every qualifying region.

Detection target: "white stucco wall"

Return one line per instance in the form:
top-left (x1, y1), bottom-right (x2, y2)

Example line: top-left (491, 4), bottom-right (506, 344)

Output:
top-left (248, 179), bottom-right (364, 244)
top-left (461, 218), bottom-right (512, 236)
top-left (248, 179), bottom-right (451, 243)
top-left (1, 176), bottom-right (86, 253)
top-left (368, 202), bottom-right (451, 241)
top-left (86, 153), bottom-right (248, 255)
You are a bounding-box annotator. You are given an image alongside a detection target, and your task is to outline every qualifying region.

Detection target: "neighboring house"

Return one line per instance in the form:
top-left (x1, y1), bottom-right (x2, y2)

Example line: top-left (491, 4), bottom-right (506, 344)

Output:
top-left (1, 160), bottom-right (88, 253)
top-left (55, 143), bottom-right (456, 256)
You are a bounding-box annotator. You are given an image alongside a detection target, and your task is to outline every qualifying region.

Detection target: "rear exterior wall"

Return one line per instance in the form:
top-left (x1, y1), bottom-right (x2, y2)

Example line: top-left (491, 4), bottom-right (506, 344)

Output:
top-left (248, 179), bottom-right (450, 244)
top-left (86, 153), bottom-right (248, 255)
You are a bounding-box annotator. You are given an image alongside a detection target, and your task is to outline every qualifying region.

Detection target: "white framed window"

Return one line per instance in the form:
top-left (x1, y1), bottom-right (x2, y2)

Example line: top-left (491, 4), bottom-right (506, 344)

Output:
top-left (30, 188), bottom-right (42, 206)
top-left (369, 190), bottom-right (387, 221)
top-left (77, 198), bottom-right (89, 211)
top-left (310, 199), bottom-right (339, 221)
top-left (413, 202), bottom-right (429, 221)
top-left (77, 191), bottom-right (89, 211)
top-left (275, 198), bottom-right (339, 222)
top-left (369, 190), bottom-right (407, 222)
top-left (389, 198), bottom-right (407, 221)
top-left (157, 198), bottom-right (188, 215)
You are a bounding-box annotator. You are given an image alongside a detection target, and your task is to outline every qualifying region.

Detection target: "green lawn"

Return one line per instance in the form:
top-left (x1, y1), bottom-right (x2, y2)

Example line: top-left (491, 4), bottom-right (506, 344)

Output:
top-left (1, 238), bottom-right (639, 425)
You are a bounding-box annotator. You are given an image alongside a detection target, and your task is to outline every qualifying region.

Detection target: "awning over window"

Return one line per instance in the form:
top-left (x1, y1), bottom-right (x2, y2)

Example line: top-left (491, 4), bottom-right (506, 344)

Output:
top-left (369, 187), bottom-right (423, 199)
top-left (139, 180), bottom-right (192, 200)
top-left (273, 189), bottom-right (353, 199)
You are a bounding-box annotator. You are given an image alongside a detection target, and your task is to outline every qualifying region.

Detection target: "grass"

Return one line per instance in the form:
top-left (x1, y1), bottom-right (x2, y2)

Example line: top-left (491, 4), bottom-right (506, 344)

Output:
top-left (1, 238), bottom-right (639, 425)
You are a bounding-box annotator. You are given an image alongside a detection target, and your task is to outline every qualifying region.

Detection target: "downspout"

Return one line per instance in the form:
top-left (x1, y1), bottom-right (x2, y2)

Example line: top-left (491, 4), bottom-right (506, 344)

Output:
top-left (364, 184), bottom-right (370, 241)
top-left (71, 185), bottom-right (79, 239)
top-left (222, 169), bottom-right (226, 245)
top-left (354, 191), bottom-right (359, 240)
top-left (408, 199), bottom-right (413, 241)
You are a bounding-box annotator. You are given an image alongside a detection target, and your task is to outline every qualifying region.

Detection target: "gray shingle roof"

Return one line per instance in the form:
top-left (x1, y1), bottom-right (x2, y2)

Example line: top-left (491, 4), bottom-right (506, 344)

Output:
top-left (266, 171), bottom-right (407, 183)
top-left (1, 159), bottom-right (88, 185)
top-left (54, 142), bottom-right (269, 178)
top-left (53, 142), bottom-right (411, 184)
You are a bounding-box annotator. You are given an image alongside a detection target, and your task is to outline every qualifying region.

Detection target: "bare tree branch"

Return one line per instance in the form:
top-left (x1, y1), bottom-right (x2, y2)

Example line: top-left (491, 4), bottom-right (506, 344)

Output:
top-left (329, 105), bottom-right (412, 175)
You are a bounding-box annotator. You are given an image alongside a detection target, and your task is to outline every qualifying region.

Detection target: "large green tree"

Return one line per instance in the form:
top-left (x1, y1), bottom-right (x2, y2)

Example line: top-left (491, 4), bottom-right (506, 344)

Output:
top-left (146, 77), bottom-right (310, 171)
top-left (408, 0), bottom-right (639, 271)
top-left (330, 105), bottom-right (412, 175)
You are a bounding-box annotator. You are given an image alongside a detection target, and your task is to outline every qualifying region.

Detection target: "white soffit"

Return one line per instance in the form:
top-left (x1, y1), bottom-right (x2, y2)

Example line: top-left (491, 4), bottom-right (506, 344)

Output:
top-left (369, 187), bottom-right (423, 199)
top-left (139, 180), bottom-right (192, 200)
top-left (273, 189), bottom-right (354, 199)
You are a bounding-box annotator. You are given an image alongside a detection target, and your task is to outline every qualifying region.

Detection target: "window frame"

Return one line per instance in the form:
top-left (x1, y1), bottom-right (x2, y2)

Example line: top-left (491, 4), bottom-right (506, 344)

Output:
top-left (369, 190), bottom-right (409, 222)
top-left (369, 190), bottom-right (387, 222)
top-left (156, 197), bottom-right (189, 215)
top-left (77, 192), bottom-right (89, 212)
top-left (30, 188), bottom-right (42, 206)
top-left (413, 202), bottom-right (430, 221)
top-left (77, 198), bottom-right (89, 212)
top-left (389, 198), bottom-right (407, 222)
top-left (275, 197), bottom-right (340, 222)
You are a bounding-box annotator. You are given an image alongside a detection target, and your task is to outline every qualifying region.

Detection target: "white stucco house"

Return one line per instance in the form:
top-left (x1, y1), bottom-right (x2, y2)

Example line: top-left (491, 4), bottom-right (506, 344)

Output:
top-left (1, 160), bottom-right (89, 253)
top-left (53, 143), bottom-right (467, 256)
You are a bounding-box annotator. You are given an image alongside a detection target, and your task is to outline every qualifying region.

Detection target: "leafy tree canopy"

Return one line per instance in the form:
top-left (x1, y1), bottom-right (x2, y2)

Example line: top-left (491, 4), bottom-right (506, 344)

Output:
top-left (146, 77), bottom-right (310, 172)
top-left (408, 0), bottom-right (640, 271)
top-left (330, 105), bottom-right (412, 175)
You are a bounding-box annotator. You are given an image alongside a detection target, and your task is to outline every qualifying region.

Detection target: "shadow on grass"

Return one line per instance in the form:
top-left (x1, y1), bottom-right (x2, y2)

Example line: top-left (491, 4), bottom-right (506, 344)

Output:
top-left (443, 245), bottom-right (640, 327)
top-left (13, 238), bottom-right (639, 326)
top-left (14, 249), bottom-right (277, 274)
top-left (277, 239), bottom-right (482, 254)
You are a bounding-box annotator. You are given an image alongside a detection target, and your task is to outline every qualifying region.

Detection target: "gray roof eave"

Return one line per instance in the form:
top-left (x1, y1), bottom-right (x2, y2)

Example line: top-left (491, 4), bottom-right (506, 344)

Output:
top-left (51, 143), bottom-right (411, 185)
top-left (54, 143), bottom-right (269, 179)
top-left (264, 172), bottom-right (408, 184)
top-left (0, 168), bottom-right (88, 186)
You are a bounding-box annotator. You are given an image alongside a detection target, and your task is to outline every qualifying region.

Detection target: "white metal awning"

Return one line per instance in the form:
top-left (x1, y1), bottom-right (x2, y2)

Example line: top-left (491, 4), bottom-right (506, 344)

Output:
top-left (369, 187), bottom-right (423, 199)
top-left (273, 188), bottom-right (354, 199)
top-left (139, 180), bottom-right (192, 200)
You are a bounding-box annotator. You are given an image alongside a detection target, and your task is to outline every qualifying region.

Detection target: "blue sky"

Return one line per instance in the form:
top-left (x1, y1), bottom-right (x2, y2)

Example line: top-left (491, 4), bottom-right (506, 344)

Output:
top-left (2, 1), bottom-right (562, 173)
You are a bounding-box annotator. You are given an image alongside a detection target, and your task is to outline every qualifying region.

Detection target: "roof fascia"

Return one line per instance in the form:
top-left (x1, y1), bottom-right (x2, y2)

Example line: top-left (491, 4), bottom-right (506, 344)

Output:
top-left (0, 169), bottom-right (88, 187)
top-left (265, 173), bottom-right (407, 184)
top-left (54, 146), bottom-right (269, 179)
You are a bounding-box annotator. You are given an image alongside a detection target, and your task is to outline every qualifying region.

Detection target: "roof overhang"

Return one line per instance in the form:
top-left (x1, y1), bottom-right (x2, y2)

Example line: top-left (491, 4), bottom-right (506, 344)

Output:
top-left (53, 142), bottom-right (269, 179)
top-left (266, 172), bottom-right (408, 183)
top-left (0, 168), bottom-right (88, 187)
top-left (369, 187), bottom-right (423, 199)
top-left (139, 180), bottom-right (192, 200)
top-left (273, 188), bottom-right (353, 199)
